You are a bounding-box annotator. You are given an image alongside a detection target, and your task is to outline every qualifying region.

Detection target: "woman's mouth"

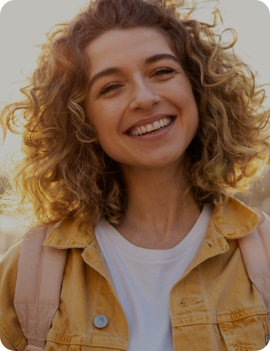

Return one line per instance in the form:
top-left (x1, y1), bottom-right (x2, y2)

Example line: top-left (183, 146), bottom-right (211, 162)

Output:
top-left (127, 116), bottom-right (176, 136)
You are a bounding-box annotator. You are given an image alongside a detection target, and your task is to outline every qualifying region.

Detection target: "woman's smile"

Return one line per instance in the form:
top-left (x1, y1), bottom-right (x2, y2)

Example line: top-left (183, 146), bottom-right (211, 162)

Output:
top-left (126, 114), bottom-right (176, 137)
top-left (85, 27), bottom-right (199, 170)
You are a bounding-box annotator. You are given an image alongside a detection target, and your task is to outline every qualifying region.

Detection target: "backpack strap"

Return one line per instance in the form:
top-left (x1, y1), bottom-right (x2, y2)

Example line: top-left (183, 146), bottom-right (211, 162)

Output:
top-left (14, 225), bottom-right (67, 351)
top-left (238, 208), bottom-right (270, 322)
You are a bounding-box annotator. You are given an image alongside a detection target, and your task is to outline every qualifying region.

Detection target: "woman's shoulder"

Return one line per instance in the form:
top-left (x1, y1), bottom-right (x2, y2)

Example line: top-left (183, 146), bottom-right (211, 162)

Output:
top-left (0, 238), bottom-right (27, 351)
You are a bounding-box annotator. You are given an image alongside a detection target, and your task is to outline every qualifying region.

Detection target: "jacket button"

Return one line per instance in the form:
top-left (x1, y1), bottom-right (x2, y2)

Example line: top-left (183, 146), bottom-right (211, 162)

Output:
top-left (94, 315), bottom-right (109, 328)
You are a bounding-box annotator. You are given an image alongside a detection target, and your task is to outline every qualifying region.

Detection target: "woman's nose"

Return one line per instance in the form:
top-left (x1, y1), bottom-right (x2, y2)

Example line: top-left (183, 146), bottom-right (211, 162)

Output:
top-left (129, 79), bottom-right (160, 110)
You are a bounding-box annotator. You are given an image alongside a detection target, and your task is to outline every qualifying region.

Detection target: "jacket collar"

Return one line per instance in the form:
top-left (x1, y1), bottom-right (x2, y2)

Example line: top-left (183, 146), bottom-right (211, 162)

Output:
top-left (43, 197), bottom-right (260, 249)
top-left (211, 197), bottom-right (260, 239)
top-left (43, 217), bottom-right (95, 249)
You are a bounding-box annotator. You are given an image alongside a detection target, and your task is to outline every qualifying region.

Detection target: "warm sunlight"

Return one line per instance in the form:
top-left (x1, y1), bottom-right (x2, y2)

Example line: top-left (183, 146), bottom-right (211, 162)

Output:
top-left (0, 0), bottom-right (270, 261)
top-left (0, 0), bottom-right (269, 176)
top-left (0, 1), bottom-right (270, 350)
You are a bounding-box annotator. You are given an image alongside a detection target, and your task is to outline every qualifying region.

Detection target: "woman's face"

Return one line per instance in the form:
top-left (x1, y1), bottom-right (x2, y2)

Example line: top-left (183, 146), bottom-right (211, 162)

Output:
top-left (84, 27), bottom-right (198, 171)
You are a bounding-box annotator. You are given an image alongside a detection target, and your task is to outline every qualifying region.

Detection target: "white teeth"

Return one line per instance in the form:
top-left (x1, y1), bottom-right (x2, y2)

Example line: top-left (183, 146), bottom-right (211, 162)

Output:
top-left (146, 124), bottom-right (154, 133)
top-left (137, 127), bottom-right (142, 135)
top-left (141, 126), bottom-right (147, 134)
top-left (153, 121), bottom-right (160, 130)
top-left (130, 116), bottom-right (173, 136)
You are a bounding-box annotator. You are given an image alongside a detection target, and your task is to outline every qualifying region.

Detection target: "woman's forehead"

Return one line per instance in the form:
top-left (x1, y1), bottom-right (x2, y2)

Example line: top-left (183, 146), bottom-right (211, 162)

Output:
top-left (84, 27), bottom-right (174, 72)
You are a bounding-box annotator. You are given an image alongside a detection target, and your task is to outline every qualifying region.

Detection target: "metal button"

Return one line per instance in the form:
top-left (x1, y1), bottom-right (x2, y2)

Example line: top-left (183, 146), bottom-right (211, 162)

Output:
top-left (94, 315), bottom-right (108, 328)
top-left (265, 334), bottom-right (270, 345)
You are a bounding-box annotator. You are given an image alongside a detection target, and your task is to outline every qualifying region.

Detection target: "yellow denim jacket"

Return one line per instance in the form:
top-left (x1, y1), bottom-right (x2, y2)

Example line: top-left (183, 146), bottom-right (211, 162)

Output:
top-left (0, 197), bottom-right (269, 351)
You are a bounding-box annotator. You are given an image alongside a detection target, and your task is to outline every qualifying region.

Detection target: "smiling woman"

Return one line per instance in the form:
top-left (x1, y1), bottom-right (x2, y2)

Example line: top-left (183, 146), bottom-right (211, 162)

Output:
top-left (0, 0), bottom-right (269, 227)
top-left (0, 0), bottom-right (270, 350)
top-left (84, 28), bottom-right (198, 171)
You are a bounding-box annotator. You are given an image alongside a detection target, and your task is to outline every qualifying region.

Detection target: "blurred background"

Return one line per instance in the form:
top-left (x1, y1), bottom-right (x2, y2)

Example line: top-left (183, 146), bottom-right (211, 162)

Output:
top-left (0, 0), bottom-right (270, 259)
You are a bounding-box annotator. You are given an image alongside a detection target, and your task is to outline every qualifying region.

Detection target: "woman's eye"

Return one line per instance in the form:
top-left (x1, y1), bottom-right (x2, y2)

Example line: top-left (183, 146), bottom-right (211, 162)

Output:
top-left (153, 68), bottom-right (176, 77)
top-left (99, 83), bottom-right (122, 97)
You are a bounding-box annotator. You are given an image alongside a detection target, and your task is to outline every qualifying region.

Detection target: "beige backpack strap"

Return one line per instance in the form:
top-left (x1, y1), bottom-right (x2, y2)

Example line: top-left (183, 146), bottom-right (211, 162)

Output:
top-left (238, 208), bottom-right (270, 322)
top-left (14, 225), bottom-right (67, 351)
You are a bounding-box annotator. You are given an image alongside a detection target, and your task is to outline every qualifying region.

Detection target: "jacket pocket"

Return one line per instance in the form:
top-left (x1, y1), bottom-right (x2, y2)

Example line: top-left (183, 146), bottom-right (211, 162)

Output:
top-left (218, 314), bottom-right (268, 351)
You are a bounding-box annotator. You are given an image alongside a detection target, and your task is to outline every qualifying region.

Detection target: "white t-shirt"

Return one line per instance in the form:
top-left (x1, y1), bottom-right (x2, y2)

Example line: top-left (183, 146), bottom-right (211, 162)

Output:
top-left (95, 205), bottom-right (213, 351)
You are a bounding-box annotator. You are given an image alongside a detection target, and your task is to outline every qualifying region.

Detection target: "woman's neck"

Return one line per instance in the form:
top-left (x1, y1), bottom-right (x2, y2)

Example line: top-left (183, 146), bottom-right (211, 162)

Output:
top-left (115, 165), bottom-right (201, 249)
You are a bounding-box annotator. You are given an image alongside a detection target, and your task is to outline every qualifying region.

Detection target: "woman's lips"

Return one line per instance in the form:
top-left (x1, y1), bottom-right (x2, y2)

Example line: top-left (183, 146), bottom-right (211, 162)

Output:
top-left (127, 115), bottom-right (176, 136)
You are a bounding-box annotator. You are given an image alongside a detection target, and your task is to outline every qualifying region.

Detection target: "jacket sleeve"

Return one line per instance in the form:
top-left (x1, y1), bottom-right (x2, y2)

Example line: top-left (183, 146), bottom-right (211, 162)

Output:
top-left (0, 239), bottom-right (27, 351)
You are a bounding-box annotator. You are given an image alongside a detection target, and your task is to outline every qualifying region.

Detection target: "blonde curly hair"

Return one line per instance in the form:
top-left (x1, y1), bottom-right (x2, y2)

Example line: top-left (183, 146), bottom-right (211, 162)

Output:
top-left (1, 0), bottom-right (270, 227)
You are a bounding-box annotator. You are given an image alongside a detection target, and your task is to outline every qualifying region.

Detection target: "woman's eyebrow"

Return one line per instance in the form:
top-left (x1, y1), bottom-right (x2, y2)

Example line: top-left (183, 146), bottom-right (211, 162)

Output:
top-left (89, 53), bottom-right (179, 89)
top-left (145, 53), bottom-right (179, 65)
top-left (89, 67), bottom-right (122, 89)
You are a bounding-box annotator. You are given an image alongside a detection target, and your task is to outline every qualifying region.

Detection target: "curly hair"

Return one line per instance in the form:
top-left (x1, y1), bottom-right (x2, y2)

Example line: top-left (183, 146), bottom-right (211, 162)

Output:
top-left (1, 0), bottom-right (270, 227)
